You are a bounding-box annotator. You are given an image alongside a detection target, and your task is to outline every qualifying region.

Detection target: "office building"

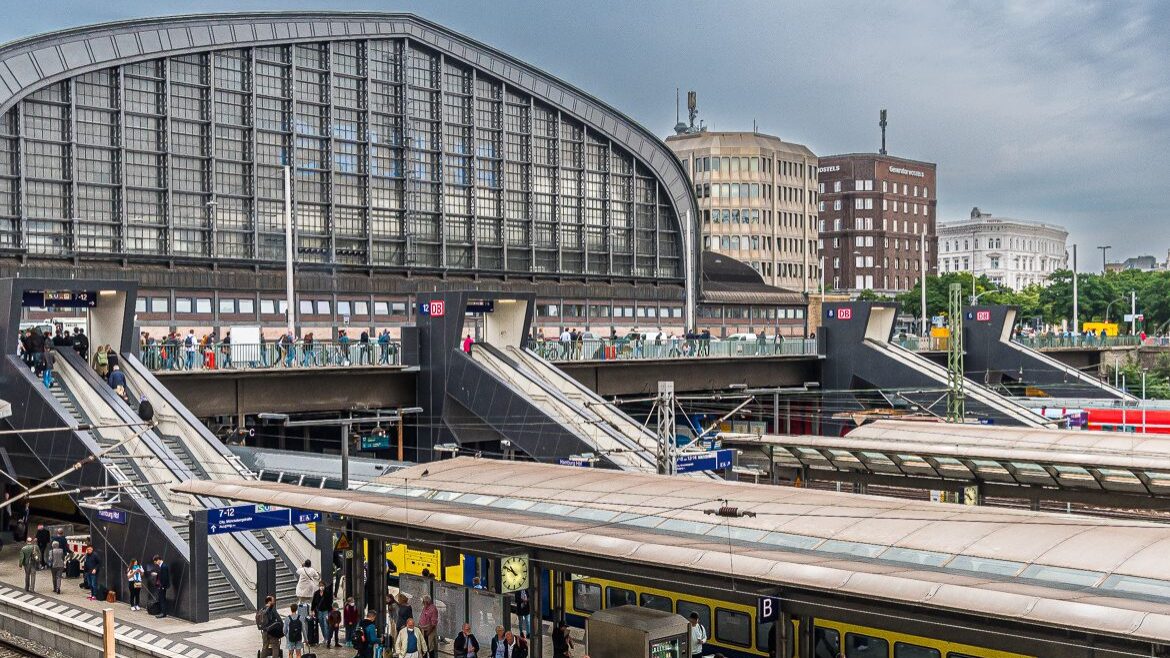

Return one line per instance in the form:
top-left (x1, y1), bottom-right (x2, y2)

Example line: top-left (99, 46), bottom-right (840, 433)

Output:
top-left (817, 154), bottom-right (937, 293)
top-left (938, 208), bottom-right (1068, 290)
top-left (667, 131), bottom-right (819, 293)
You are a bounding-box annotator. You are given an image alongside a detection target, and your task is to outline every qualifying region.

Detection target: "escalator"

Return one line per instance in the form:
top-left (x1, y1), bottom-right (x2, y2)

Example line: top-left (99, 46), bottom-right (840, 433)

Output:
top-left (119, 352), bottom-right (314, 598)
top-left (465, 344), bottom-right (657, 472)
top-left (51, 349), bottom-right (274, 615)
top-left (863, 339), bottom-right (1045, 427)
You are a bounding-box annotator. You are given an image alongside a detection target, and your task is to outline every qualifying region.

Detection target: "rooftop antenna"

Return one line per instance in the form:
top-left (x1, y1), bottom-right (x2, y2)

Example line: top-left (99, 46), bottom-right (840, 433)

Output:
top-left (676, 87), bottom-right (680, 124)
top-left (753, 118), bottom-right (758, 133)
top-left (673, 88), bottom-right (688, 135)
top-left (687, 91), bottom-right (698, 130)
top-left (676, 90), bottom-right (701, 135)
top-left (879, 109), bottom-right (888, 155)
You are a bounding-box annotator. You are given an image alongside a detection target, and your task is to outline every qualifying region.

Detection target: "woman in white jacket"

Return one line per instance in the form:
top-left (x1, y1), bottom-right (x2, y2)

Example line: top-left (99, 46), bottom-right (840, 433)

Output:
top-left (294, 559), bottom-right (321, 618)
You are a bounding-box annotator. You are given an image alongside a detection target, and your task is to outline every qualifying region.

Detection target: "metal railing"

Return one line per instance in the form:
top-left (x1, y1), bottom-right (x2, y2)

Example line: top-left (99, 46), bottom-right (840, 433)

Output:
top-left (140, 340), bottom-right (401, 371)
top-left (528, 337), bottom-right (818, 362)
top-left (1013, 335), bottom-right (1143, 349)
top-left (893, 335), bottom-right (949, 352)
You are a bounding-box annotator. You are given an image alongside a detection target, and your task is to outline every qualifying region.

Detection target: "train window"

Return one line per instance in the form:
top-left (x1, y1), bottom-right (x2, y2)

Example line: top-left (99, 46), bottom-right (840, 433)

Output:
top-left (845, 632), bottom-right (889, 658)
top-left (573, 582), bottom-right (601, 613)
top-left (675, 600), bottom-right (711, 635)
top-left (606, 586), bottom-right (636, 608)
top-left (714, 608), bottom-right (752, 647)
top-left (756, 619), bottom-right (774, 652)
top-left (895, 642), bottom-right (941, 658)
top-left (639, 593), bottom-right (673, 613)
top-left (813, 627), bottom-right (840, 658)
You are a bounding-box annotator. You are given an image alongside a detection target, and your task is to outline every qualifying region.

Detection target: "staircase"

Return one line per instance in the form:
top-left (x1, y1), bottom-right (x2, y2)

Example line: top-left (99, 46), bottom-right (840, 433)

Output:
top-left (157, 432), bottom-right (297, 602)
top-left (48, 373), bottom-right (247, 614)
top-left (171, 521), bottom-right (242, 614)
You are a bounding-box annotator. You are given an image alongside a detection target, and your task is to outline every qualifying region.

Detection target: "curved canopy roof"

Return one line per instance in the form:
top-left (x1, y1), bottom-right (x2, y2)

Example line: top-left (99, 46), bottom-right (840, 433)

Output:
top-left (175, 457), bottom-right (1170, 644)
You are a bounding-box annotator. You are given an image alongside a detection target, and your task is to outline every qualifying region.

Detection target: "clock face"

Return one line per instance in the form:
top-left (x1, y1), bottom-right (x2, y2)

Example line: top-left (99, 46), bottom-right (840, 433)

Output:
top-left (500, 555), bottom-right (529, 592)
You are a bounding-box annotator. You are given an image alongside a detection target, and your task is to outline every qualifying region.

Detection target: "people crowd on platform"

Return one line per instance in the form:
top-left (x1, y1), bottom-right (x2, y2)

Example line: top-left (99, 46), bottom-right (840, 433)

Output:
top-left (137, 327), bottom-right (400, 371)
top-left (17, 325), bottom-right (89, 388)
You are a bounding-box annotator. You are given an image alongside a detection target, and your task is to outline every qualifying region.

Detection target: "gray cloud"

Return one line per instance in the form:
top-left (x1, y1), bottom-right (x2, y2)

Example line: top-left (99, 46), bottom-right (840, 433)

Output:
top-left (4, 0), bottom-right (1167, 267)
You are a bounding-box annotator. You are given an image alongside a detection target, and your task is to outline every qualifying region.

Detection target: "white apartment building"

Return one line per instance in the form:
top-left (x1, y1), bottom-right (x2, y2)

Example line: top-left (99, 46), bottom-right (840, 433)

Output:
top-left (938, 208), bottom-right (1068, 290)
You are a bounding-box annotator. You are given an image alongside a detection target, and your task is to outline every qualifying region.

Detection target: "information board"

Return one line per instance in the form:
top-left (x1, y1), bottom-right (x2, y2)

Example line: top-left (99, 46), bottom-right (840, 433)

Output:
top-left (676, 449), bottom-right (735, 473)
top-left (207, 504), bottom-right (320, 535)
top-left (96, 508), bottom-right (127, 525)
top-left (361, 434), bottom-right (391, 450)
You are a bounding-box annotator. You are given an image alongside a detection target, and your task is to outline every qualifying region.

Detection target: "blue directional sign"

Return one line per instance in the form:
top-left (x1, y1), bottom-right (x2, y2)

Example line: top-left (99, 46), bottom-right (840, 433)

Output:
top-left (96, 508), bottom-right (127, 525)
top-left (293, 510), bottom-right (321, 525)
top-left (360, 434), bottom-right (391, 450)
top-left (209, 504), bottom-right (291, 535)
top-left (676, 449), bottom-right (736, 474)
top-left (557, 458), bottom-right (592, 468)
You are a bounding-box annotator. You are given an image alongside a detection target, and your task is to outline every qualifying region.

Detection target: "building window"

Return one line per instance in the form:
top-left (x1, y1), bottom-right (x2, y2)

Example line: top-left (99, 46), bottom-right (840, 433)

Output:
top-left (238, 299), bottom-right (255, 314)
top-left (833, 181), bottom-right (841, 192)
top-left (175, 298), bottom-right (193, 314)
top-left (218, 298), bottom-right (235, 314)
top-left (150, 298), bottom-right (169, 313)
top-left (196, 298), bottom-right (212, 314)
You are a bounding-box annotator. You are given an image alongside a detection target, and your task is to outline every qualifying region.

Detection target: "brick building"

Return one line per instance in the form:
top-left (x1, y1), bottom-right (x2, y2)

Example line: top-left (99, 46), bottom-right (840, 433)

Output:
top-left (817, 154), bottom-right (937, 293)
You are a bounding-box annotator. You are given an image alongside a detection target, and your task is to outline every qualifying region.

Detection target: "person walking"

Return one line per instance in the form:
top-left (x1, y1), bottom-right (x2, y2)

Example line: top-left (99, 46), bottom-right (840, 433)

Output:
top-left (327, 602), bottom-right (342, 649)
top-left (454, 622), bottom-right (480, 658)
top-left (137, 395), bottom-right (155, 425)
top-left (503, 632), bottom-right (527, 658)
top-left (490, 625), bottom-right (506, 658)
top-left (126, 559), bottom-right (144, 611)
top-left (393, 592), bottom-right (413, 639)
top-left (310, 580), bottom-right (332, 646)
top-left (19, 538), bottom-right (38, 592)
top-left (688, 612), bottom-right (708, 657)
top-left (152, 555), bottom-right (170, 618)
top-left (184, 330), bottom-right (197, 370)
top-left (284, 603), bottom-right (306, 658)
top-left (257, 595), bottom-right (283, 658)
top-left (552, 620), bottom-right (574, 658)
top-left (41, 348), bottom-right (55, 389)
top-left (393, 616), bottom-right (426, 658)
top-left (221, 330), bottom-right (232, 369)
top-left (35, 524), bottom-right (50, 568)
top-left (343, 596), bottom-right (359, 647)
top-left (294, 559), bottom-right (320, 619)
top-left (107, 365), bottom-right (126, 396)
top-left (419, 595), bottom-right (439, 658)
top-left (46, 539), bottom-right (65, 594)
top-left (357, 609), bottom-right (379, 658)
top-left (82, 545), bottom-right (101, 600)
top-left (74, 328), bottom-right (88, 361)
top-left (514, 589), bottom-right (531, 638)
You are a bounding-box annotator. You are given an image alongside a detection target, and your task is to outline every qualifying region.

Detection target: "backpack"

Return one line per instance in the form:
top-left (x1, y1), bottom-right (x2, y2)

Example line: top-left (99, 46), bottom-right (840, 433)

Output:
top-left (352, 623), bottom-right (368, 649)
top-left (287, 615), bottom-right (303, 643)
top-left (254, 608), bottom-right (266, 630)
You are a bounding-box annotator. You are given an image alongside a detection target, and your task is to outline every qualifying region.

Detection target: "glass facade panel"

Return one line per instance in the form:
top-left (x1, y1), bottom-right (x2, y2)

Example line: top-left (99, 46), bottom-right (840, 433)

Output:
top-left (0, 34), bottom-right (683, 282)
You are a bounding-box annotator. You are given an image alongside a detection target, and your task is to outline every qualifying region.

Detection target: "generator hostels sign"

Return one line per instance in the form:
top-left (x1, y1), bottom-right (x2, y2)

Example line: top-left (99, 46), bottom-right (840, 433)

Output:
top-left (888, 165), bottom-right (925, 178)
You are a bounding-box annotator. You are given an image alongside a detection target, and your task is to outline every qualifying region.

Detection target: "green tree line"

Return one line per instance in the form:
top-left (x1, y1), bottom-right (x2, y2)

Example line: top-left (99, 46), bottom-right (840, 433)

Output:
top-left (862, 270), bottom-right (1170, 333)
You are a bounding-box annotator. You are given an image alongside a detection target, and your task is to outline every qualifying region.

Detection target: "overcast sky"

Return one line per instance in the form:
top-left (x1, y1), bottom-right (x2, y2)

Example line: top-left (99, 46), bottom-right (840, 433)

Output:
top-left (4, 1), bottom-right (1167, 269)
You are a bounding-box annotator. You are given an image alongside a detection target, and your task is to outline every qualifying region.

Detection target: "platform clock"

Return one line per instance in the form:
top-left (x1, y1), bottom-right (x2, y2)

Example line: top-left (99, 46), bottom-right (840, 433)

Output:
top-left (500, 553), bottom-right (530, 592)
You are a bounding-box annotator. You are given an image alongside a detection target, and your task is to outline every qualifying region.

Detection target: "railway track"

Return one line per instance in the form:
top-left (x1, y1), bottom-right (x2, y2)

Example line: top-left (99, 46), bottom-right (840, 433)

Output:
top-left (0, 641), bottom-right (36, 658)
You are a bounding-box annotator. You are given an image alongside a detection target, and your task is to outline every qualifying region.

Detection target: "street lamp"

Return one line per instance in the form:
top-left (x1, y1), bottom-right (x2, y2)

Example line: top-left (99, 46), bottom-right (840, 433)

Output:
top-left (1098, 245), bottom-right (1111, 273)
top-left (970, 287), bottom-right (1006, 305)
top-left (1104, 297), bottom-right (1126, 324)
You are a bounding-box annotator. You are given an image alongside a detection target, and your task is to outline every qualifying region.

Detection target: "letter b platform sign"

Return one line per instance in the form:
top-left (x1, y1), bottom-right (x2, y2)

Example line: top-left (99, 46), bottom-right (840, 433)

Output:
top-left (758, 596), bottom-right (782, 623)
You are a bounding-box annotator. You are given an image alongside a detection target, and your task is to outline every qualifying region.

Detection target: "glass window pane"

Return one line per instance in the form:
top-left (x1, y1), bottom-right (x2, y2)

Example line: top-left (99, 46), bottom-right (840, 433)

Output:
top-left (175, 298), bottom-right (193, 314)
top-left (572, 582), bottom-right (600, 613)
top-left (316, 300), bottom-right (330, 314)
top-left (260, 299), bottom-right (275, 314)
top-left (374, 302), bottom-right (389, 315)
top-left (757, 620), bottom-right (774, 653)
top-left (845, 632), bottom-right (889, 658)
top-left (338, 301), bottom-right (352, 316)
top-left (895, 642), bottom-right (941, 658)
top-left (299, 300), bottom-right (313, 314)
top-left (134, 298), bottom-right (146, 313)
top-left (218, 298), bottom-right (235, 313)
top-left (195, 298), bottom-right (212, 313)
top-left (354, 301), bottom-right (369, 316)
top-left (149, 298), bottom-right (168, 313)
top-left (238, 298), bottom-right (254, 314)
top-left (605, 586), bottom-right (635, 608)
top-left (675, 600), bottom-right (710, 635)
top-left (715, 608), bottom-right (751, 647)
top-left (639, 593), bottom-right (672, 613)
top-left (814, 627), bottom-right (840, 658)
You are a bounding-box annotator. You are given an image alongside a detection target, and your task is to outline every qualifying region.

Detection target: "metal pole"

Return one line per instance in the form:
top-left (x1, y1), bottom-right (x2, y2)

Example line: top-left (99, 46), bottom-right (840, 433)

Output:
top-left (1130, 290), bottom-right (1136, 335)
top-left (340, 423), bottom-right (350, 490)
top-left (1071, 244), bottom-right (1079, 336)
top-left (283, 165), bottom-right (296, 336)
top-left (920, 232), bottom-right (927, 336)
top-left (396, 408), bottom-right (404, 462)
top-left (1143, 371), bottom-right (1148, 434)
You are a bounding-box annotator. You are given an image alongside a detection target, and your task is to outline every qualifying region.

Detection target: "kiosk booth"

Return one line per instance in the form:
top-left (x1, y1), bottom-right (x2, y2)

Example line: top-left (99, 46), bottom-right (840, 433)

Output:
top-left (586, 605), bottom-right (690, 658)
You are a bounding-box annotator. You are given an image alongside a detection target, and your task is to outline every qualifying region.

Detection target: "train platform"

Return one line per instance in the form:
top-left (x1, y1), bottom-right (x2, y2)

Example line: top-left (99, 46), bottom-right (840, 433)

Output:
top-left (0, 542), bottom-right (564, 658)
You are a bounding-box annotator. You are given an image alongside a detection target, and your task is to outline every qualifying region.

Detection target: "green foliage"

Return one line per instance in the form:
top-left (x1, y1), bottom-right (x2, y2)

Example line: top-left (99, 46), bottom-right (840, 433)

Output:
top-left (899, 270), bottom-right (1170, 332)
top-left (1109, 360), bottom-right (1170, 400)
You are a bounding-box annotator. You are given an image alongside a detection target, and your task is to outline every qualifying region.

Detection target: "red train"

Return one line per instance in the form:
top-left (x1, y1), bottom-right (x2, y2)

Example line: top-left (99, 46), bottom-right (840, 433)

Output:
top-left (1038, 406), bottom-right (1170, 434)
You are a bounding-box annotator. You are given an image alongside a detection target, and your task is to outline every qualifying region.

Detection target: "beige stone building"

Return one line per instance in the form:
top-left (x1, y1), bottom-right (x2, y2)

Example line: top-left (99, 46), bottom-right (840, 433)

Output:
top-left (667, 131), bottom-right (820, 292)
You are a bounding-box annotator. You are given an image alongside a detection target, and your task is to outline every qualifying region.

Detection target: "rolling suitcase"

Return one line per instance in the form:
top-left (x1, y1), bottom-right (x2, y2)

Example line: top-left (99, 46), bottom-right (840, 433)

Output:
top-left (66, 559), bottom-right (81, 578)
top-left (306, 618), bottom-right (320, 645)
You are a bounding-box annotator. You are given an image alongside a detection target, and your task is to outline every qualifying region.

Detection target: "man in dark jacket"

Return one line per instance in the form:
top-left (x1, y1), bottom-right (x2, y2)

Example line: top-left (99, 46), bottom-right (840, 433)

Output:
top-left (454, 623), bottom-right (480, 657)
top-left (152, 555), bottom-right (170, 618)
top-left (82, 546), bottom-right (101, 600)
top-left (258, 595), bottom-right (282, 658)
top-left (73, 328), bottom-right (88, 360)
top-left (34, 524), bottom-right (50, 569)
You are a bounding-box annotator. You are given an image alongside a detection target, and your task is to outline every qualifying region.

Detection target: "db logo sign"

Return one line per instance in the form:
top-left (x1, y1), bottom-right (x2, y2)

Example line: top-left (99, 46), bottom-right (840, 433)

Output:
top-left (428, 300), bottom-right (445, 317)
top-left (976, 310), bottom-right (991, 322)
top-left (837, 307), bottom-right (853, 320)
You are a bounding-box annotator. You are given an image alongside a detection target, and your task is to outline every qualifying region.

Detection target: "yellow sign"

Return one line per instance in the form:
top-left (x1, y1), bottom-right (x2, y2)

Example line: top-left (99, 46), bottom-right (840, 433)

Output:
top-left (335, 535), bottom-right (351, 551)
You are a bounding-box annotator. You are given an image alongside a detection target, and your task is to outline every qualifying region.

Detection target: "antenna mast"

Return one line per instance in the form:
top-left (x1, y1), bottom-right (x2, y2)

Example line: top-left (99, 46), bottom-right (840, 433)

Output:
top-left (879, 109), bottom-right (888, 155)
